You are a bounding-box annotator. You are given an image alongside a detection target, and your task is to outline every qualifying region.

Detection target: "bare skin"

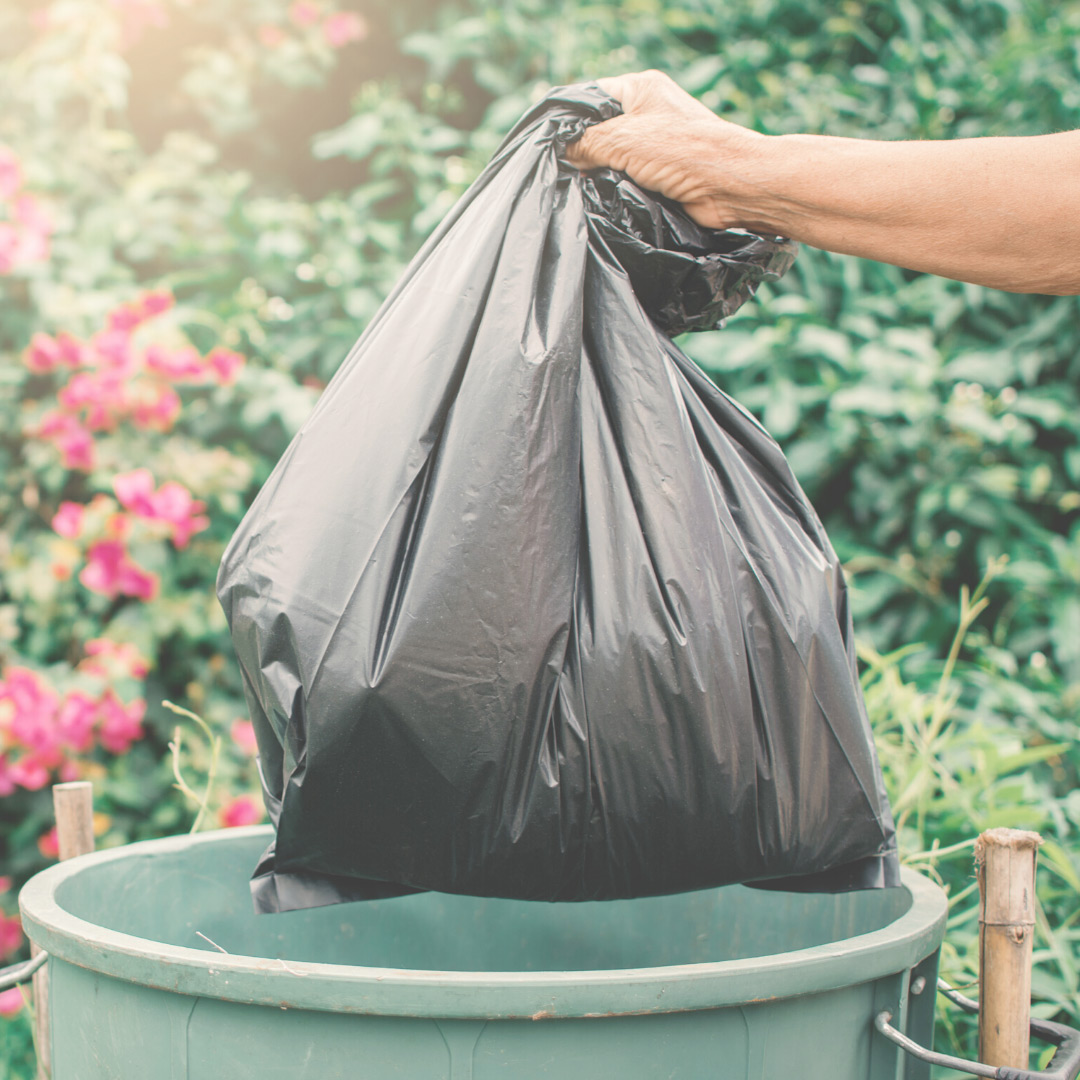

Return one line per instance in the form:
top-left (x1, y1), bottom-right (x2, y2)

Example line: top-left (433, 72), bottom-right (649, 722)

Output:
top-left (566, 71), bottom-right (1080, 296)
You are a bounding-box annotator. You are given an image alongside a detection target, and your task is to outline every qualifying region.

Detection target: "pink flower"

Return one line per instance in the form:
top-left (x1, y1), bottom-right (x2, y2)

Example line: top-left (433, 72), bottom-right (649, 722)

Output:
top-left (0, 666), bottom-right (151, 794)
top-left (79, 540), bottom-right (159, 601)
top-left (56, 692), bottom-right (97, 753)
top-left (112, 470), bottom-right (209, 548)
top-left (28, 304), bottom-right (240, 468)
top-left (60, 429), bottom-right (94, 469)
top-left (25, 332), bottom-right (62, 373)
top-left (139, 289), bottom-right (174, 318)
top-left (145, 344), bottom-right (204, 381)
top-left (0, 146), bottom-right (22, 201)
top-left (77, 537), bottom-right (127, 591)
top-left (51, 501), bottom-right (85, 538)
top-left (59, 429), bottom-right (94, 469)
top-left (24, 331), bottom-right (82, 373)
top-left (1, 666), bottom-right (52, 712)
top-left (120, 562), bottom-right (156, 599)
top-left (120, 560), bottom-right (158, 601)
top-left (230, 719), bottom-right (258, 755)
top-left (10, 755), bottom-right (50, 790)
top-left (112, 468), bottom-right (157, 516)
top-left (288, 0), bottom-right (320, 26)
top-left (323, 11), bottom-right (367, 47)
top-left (57, 373), bottom-right (102, 420)
top-left (143, 342), bottom-right (243, 386)
top-left (37, 827), bottom-right (59, 859)
top-left (257, 24), bottom-right (286, 47)
top-left (0, 911), bottom-right (23, 961)
top-left (38, 411), bottom-right (95, 470)
top-left (1, 668), bottom-right (60, 757)
top-left (56, 332), bottom-right (86, 367)
top-left (219, 794), bottom-right (263, 828)
top-left (80, 639), bottom-right (151, 679)
top-left (128, 382), bottom-right (181, 431)
top-left (90, 329), bottom-right (136, 373)
top-left (0, 987), bottom-right (24, 1016)
top-left (0, 223), bottom-right (18, 273)
top-left (97, 691), bottom-right (145, 754)
top-left (58, 369), bottom-right (129, 430)
top-left (206, 347), bottom-right (244, 385)
top-left (106, 306), bottom-right (143, 333)
top-left (1, 194), bottom-right (53, 269)
top-left (0, 878), bottom-right (10, 894)
top-left (106, 289), bottom-right (173, 332)
top-left (4, 678), bottom-right (65, 764)
top-left (154, 482), bottom-right (209, 548)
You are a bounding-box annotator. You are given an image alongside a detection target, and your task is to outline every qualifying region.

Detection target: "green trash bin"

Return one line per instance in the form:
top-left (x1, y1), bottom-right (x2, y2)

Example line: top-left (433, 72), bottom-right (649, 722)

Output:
top-left (20, 826), bottom-right (945, 1079)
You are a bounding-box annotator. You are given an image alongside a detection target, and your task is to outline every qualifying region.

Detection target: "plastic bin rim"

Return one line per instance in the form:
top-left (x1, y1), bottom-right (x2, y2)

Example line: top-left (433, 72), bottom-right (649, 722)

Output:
top-left (19, 826), bottom-right (947, 1020)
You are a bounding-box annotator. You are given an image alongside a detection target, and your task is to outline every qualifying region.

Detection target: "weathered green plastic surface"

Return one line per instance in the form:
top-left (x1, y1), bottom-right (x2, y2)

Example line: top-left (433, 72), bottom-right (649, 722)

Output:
top-left (20, 826), bottom-right (946, 1079)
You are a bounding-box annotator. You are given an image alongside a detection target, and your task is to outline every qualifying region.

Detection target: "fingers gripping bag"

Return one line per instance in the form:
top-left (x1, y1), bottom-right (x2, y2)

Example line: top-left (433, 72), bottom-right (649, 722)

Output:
top-left (217, 84), bottom-right (899, 914)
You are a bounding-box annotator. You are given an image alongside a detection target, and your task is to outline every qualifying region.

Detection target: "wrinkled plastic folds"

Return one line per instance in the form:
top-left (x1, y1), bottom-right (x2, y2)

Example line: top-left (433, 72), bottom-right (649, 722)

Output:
top-left (217, 84), bottom-right (899, 914)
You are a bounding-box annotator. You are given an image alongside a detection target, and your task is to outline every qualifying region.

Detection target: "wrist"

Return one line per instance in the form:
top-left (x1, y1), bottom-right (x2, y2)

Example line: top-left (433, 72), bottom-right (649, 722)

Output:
top-left (707, 128), bottom-right (795, 237)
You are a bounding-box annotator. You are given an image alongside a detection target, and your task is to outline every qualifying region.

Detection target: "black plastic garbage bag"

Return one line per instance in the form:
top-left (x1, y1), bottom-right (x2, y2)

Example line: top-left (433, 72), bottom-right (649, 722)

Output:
top-left (218, 84), bottom-right (899, 914)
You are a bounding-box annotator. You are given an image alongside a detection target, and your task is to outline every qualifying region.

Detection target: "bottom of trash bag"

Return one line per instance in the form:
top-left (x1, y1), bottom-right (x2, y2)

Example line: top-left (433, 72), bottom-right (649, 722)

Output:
top-left (250, 840), bottom-right (901, 915)
top-left (249, 841), bottom-right (423, 915)
top-left (746, 849), bottom-right (901, 895)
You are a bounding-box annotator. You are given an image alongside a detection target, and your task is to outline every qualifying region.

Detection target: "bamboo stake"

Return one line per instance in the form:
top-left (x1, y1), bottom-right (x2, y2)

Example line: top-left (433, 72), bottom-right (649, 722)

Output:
top-left (32, 782), bottom-right (96, 1080)
top-left (51, 783), bottom-right (96, 862)
top-left (976, 827), bottom-right (1042, 1070)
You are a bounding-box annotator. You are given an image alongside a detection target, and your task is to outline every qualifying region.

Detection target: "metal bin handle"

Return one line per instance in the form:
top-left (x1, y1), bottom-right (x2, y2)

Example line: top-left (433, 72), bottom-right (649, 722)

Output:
top-left (0, 951), bottom-right (48, 992)
top-left (876, 979), bottom-right (1080, 1080)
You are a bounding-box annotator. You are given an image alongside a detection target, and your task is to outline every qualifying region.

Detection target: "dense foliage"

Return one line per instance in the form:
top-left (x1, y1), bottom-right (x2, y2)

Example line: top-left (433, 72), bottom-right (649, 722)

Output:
top-left (0, 0), bottom-right (1077, 1073)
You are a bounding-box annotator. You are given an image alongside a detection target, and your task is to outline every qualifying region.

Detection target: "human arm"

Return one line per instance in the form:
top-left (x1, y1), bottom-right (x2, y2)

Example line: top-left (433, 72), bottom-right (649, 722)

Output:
top-left (567, 71), bottom-right (1080, 296)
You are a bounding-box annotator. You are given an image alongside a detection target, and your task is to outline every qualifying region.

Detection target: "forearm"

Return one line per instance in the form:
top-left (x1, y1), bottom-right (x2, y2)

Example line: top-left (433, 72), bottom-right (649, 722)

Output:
top-left (719, 129), bottom-right (1080, 295)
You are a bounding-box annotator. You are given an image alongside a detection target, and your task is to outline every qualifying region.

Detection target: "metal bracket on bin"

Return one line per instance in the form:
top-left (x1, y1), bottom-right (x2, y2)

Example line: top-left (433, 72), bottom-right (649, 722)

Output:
top-left (0, 950), bottom-right (47, 992)
top-left (875, 979), bottom-right (1080, 1080)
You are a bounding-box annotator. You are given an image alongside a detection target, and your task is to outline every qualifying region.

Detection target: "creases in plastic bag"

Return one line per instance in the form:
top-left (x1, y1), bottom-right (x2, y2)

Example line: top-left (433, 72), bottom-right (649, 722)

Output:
top-left (580, 170), bottom-right (796, 334)
top-left (218, 82), bottom-right (899, 915)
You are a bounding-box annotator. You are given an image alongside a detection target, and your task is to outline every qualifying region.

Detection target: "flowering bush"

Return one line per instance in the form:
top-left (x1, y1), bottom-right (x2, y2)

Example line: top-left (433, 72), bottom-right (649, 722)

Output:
top-left (0, 146), bottom-right (51, 277)
top-left (26, 291), bottom-right (242, 473)
top-left (0, 655), bottom-right (145, 794)
top-left (0, 284), bottom-right (256, 845)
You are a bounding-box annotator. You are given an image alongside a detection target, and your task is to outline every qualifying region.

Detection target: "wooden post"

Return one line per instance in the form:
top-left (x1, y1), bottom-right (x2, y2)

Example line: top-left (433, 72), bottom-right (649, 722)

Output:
top-left (976, 827), bottom-right (1041, 1071)
top-left (51, 783), bottom-right (96, 862)
top-left (31, 782), bottom-right (96, 1080)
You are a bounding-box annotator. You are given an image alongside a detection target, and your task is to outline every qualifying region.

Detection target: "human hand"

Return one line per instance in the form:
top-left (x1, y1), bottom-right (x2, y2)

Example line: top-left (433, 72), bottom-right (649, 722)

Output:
top-left (571, 71), bottom-right (1080, 294)
top-left (567, 70), bottom-right (766, 232)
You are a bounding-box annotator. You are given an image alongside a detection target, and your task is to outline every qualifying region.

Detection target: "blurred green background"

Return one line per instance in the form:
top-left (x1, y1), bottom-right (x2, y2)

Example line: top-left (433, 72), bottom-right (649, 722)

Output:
top-left (1, 0), bottom-right (1079, 1074)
